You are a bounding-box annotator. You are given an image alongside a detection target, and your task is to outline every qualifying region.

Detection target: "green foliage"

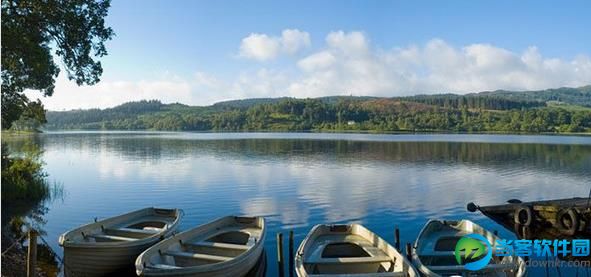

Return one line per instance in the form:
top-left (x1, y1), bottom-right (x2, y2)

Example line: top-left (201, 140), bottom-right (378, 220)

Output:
top-left (45, 95), bottom-right (591, 133)
top-left (1, 0), bottom-right (113, 129)
top-left (1, 143), bottom-right (49, 201)
top-left (477, 86), bottom-right (591, 107)
top-left (397, 94), bottom-right (545, 110)
top-left (9, 99), bottom-right (47, 131)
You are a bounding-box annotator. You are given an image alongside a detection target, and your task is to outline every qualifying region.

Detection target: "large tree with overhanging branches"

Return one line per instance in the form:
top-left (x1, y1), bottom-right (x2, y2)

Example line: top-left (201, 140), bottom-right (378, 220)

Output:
top-left (1, 0), bottom-right (114, 129)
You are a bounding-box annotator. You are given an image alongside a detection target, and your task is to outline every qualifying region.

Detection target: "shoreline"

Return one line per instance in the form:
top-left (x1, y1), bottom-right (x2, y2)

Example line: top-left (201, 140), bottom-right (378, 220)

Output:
top-left (12, 129), bottom-right (591, 136)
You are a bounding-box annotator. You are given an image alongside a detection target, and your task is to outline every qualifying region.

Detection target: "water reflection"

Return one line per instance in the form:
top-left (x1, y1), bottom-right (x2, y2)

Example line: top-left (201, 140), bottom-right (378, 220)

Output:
top-left (3, 132), bottom-right (590, 276)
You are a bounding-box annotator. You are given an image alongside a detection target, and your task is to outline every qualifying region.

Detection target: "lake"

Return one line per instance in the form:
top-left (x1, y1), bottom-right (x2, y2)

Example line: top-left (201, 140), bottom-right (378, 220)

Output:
top-left (4, 132), bottom-right (591, 276)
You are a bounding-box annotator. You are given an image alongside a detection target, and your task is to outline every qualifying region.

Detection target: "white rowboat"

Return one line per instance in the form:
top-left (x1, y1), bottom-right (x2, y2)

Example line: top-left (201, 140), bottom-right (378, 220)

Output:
top-left (59, 207), bottom-right (182, 277)
top-left (295, 224), bottom-right (419, 276)
top-left (412, 219), bottom-right (526, 277)
top-left (136, 216), bottom-right (265, 277)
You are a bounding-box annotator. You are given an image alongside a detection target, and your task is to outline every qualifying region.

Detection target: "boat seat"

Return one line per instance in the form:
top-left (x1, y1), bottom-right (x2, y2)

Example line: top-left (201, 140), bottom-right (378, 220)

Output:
top-left (188, 241), bottom-right (250, 251)
top-left (309, 256), bottom-right (393, 264)
top-left (125, 216), bottom-right (173, 230)
top-left (104, 227), bottom-right (158, 238)
top-left (143, 227), bottom-right (163, 232)
top-left (164, 251), bottom-right (232, 263)
top-left (147, 263), bottom-right (183, 270)
top-left (87, 233), bottom-right (138, 242)
top-left (181, 240), bottom-right (249, 258)
top-left (204, 227), bottom-right (261, 245)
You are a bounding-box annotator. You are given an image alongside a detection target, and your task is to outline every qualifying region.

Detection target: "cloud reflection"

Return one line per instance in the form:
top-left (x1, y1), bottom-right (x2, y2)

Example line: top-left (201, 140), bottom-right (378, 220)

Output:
top-left (37, 134), bottom-right (591, 228)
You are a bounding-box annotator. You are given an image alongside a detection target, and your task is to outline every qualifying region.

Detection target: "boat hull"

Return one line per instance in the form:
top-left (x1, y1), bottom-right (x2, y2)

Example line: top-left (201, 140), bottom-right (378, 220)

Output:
top-left (295, 224), bottom-right (419, 277)
top-left (64, 241), bottom-right (158, 277)
top-left (412, 219), bottom-right (526, 277)
top-left (59, 207), bottom-right (182, 277)
top-left (136, 216), bottom-right (266, 277)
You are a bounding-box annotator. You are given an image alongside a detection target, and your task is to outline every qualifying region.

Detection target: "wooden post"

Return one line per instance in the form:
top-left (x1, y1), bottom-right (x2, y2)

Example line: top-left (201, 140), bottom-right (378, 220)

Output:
top-left (394, 226), bottom-right (400, 251)
top-left (27, 229), bottom-right (37, 277)
top-left (405, 243), bottom-right (412, 261)
top-left (277, 233), bottom-right (285, 277)
top-left (288, 230), bottom-right (294, 277)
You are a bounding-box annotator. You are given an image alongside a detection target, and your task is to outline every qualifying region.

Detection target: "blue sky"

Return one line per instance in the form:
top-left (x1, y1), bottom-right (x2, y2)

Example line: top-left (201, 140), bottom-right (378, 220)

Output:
top-left (37, 0), bottom-right (591, 110)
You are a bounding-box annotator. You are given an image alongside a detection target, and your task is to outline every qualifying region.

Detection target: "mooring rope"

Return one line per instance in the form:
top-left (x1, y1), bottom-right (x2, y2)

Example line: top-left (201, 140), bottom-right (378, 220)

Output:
top-left (6, 222), bottom-right (74, 276)
top-left (1, 232), bottom-right (28, 256)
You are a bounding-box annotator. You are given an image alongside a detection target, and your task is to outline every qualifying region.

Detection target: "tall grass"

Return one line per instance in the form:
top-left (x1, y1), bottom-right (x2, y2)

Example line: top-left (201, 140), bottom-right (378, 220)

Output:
top-left (1, 143), bottom-right (50, 202)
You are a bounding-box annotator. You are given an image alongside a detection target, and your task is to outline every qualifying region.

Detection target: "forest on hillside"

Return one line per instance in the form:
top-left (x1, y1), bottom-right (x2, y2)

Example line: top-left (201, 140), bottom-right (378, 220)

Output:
top-left (44, 88), bottom-right (591, 133)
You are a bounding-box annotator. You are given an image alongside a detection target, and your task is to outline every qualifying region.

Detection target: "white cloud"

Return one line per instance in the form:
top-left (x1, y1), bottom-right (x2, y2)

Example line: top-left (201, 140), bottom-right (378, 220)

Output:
top-left (297, 51), bottom-right (336, 72)
top-left (281, 29), bottom-right (311, 54)
top-left (238, 29), bottom-right (311, 61)
top-left (285, 32), bottom-right (591, 97)
top-left (27, 73), bottom-right (194, 111)
top-left (238, 33), bottom-right (281, 61)
top-left (35, 30), bottom-right (591, 110)
top-left (325, 31), bottom-right (369, 56)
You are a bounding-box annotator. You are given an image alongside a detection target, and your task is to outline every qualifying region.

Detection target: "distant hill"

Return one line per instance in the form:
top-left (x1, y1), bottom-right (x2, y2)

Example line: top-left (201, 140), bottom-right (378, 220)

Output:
top-left (475, 86), bottom-right (591, 107)
top-left (212, 96), bottom-right (379, 108)
top-left (212, 97), bottom-right (290, 108)
top-left (209, 86), bottom-right (591, 110)
top-left (45, 86), bottom-right (591, 133)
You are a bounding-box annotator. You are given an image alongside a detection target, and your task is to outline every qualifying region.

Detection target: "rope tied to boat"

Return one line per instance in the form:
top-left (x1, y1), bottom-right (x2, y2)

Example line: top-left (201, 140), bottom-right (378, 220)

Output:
top-left (11, 221), bottom-right (76, 277)
top-left (1, 232), bottom-right (28, 256)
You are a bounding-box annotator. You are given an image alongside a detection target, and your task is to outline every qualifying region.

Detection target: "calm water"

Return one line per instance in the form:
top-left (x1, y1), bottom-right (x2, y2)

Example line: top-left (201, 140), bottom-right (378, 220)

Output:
top-left (5, 132), bottom-right (591, 276)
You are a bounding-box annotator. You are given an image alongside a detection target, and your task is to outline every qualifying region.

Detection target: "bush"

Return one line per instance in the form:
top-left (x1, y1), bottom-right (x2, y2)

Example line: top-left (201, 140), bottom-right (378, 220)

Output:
top-left (1, 143), bottom-right (49, 201)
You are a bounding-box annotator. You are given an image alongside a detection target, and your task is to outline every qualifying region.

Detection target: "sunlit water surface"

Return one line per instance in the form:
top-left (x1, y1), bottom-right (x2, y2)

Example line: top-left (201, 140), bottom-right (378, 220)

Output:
top-left (6, 132), bottom-right (591, 276)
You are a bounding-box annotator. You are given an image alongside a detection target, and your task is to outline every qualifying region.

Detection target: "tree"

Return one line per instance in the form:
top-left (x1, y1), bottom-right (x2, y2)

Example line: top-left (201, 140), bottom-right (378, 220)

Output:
top-left (1, 0), bottom-right (114, 129)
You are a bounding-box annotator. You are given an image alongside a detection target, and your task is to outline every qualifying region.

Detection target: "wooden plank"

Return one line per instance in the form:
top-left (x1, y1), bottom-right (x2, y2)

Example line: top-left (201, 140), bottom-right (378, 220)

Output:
top-left (309, 256), bottom-right (392, 264)
top-left (104, 227), bottom-right (158, 238)
top-left (118, 227), bottom-right (159, 234)
top-left (164, 251), bottom-right (232, 262)
top-left (186, 241), bottom-right (249, 251)
top-left (147, 263), bottom-right (182, 270)
top-left (87, 233), bottom-right (138, 242)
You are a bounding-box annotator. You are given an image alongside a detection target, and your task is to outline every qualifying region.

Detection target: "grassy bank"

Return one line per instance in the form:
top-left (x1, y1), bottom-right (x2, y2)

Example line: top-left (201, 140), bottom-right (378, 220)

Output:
top-left (1, 143), bottom-right (50, 202)
top-left (1, 135), bottom-right (59, 276)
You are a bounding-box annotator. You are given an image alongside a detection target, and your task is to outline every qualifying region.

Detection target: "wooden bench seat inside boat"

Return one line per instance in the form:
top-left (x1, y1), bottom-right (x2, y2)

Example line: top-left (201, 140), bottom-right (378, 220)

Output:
top-left (164, 251), bottom-right (233, 262)
top-left (147, 263), bottom-right (183, 270)
top-left (155, 227), bottom-right (260, 267)
top-left (103, 227), bottom-right (159, 238)
top-left (304, 234), bottom-right (395, 273)
top-left (86, 233), bottom-right (139, 242)
top-left (82, 217), bottom-right (169, 242)
top-left (190, 241), bottom-right (250, 251)
top-left (310, 256), bottom-right (394, 264)
top-left (137, 216), bottom-right (266, 273)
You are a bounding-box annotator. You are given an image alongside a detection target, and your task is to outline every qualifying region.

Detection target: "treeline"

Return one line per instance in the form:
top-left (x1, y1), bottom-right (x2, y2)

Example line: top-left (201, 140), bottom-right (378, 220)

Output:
top-left (477, 86), bottom-right (591, 107)
top-left (396, 94), bottom-right (545, 110)
top-left (46, 96), bottom-right (591, 133)
top-left (47, 100), bottom-right (166, 125)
